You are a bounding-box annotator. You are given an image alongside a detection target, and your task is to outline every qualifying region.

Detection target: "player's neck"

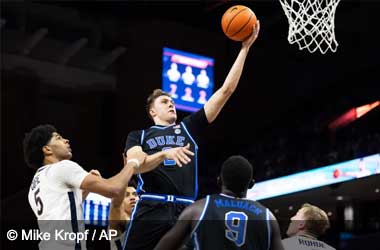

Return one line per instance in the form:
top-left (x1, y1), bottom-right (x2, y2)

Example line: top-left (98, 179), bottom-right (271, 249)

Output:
top-left (43, 156), bottom-right (60, 166)
top-left (221, 188), bottom-right (247, 199)
top-left (122, 212), bottom-right (130, 221)
top-left (122, 206), bottom-right (132, 221)
top-left (297, 231), bottom-right (317, 240)
top-left (154, 116), bottom-right (176, 126)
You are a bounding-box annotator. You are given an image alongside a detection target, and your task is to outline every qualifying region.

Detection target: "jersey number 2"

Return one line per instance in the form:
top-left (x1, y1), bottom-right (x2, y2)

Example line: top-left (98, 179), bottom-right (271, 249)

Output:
top-left (225, 211), bottom-right (248, 247)
top-left (162, 147), bottom-right (176, 166)
top-left (34, 188), bottom-right (44, 215)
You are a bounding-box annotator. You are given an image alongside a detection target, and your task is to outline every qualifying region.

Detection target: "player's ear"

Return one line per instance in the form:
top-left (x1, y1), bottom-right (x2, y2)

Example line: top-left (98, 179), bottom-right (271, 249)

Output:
top-left (217, 176), bottom-right (222, 189)
top-left (42, 145), bottom-right (52, 156)
top-left (298, 220), bottom-right (306, 230)
top-left (149, 108), bottom-right (156, 118)
top-left (248, 179), bottom-right (255, 189)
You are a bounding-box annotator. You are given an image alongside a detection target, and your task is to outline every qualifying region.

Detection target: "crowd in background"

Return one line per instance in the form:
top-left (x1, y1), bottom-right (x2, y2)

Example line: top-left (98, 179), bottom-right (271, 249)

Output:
top-left (244, 100), bottom-right (380, 181)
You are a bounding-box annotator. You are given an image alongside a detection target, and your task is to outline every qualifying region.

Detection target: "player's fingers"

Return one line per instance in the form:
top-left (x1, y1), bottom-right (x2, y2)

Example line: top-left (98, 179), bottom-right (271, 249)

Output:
top-left (179, 150), bottom-right (191, 162)
top-left (174, 157), bottom-right (183, 167)
top-left (122, 153), bottom-right (127, 165)
top-left (183, 148), bottom-right (195, 156)
top-left (136, 152), bottom-right (147, 164)
top-left (182, 154), bottom-right (191, 163)
top-left (255, 20), bottom-right (260, 36)
top-left (179, 153), bottom-right (190, 164)
top-left (176, 152), bottom-right (188, 164)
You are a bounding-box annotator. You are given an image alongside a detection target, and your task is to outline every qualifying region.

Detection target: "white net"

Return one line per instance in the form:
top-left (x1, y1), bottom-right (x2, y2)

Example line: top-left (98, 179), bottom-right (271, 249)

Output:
top-left (279, 0), bottom-right (342, 54)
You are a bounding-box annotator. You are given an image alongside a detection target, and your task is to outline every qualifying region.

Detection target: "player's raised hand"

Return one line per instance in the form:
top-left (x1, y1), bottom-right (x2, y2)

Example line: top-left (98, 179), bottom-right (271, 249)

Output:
top-left (164, 143), bottom-right (194, 167)
top-left (242, 20), bottom-right (260, 49)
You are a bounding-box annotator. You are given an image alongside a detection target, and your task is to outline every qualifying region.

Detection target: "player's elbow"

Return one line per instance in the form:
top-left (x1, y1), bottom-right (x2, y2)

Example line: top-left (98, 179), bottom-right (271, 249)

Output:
top-left (221, 85), bottom-right (235, 97)
top-left (105, 186), bottom-right (124, 198)
top-left (102, 181), bottom-right (124, 198)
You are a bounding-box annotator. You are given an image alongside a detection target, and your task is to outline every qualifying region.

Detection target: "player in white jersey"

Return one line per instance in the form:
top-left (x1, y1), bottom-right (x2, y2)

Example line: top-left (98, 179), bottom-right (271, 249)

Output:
top-left (109, 185), bottom-right (139, 250)
top-left (282, 203), bottom-right (336, 250)
top-left (23, 124), bottom-right (147, 250)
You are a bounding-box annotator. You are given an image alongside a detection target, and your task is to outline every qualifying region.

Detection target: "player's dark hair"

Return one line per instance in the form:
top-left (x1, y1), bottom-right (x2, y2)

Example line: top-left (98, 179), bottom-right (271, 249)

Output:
top-left (128, 177), bottom-right (138, 189)
top-left (23, 124), bottom-right (57, 169)
top-left (221, 155), bottom-right (253, 195)
top-left (146, 89), bottom-right (171, 120)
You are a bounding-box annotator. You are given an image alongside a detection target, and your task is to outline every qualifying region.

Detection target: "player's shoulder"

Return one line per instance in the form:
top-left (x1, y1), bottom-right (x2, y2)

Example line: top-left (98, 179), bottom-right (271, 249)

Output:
top-left (55, 159), bottom-right (80, 167)
top-left (127, 129), bottom-right (143, 135)
top-left (247, 198), bottom-right (269, 212)
top-left (282, 236), bottom-right (336, 250)
top-left (281, 236), bottom-right (295, 244)
top-left (47, 160), bottom-right (82, 174)
top-left (194, 196), bottom-right (208, 206)
top-left (184, 197), bottom-right (209, 220)
top-left (282, 236), bottom-right (300, 249)
top-left (129, 128), bottom-right (153, 137)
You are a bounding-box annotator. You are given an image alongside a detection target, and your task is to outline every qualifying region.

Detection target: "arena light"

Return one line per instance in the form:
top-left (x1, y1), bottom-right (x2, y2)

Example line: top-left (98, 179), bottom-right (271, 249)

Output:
top-left (247, 154), bottom-right (380, 201)
top-left (328, 100), bottom-right (380, 131)
top-left (328, 108), bottom-right (356, 131)
top-left (356, 100), bottom-right (380, 118)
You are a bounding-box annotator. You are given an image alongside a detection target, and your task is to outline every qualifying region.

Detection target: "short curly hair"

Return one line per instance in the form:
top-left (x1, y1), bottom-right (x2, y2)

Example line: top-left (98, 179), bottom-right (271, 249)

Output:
top-left (23, 124), bottom-right (56, 169)
top-left (221, 155), bottom-right (253, 195)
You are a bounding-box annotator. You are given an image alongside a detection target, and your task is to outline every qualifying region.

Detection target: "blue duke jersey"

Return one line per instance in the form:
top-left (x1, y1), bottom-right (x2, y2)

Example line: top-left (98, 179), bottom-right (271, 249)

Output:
top-left (193, 194), bottom-right (271, 250)
top-left (124, 108), bottom-right (208, 199)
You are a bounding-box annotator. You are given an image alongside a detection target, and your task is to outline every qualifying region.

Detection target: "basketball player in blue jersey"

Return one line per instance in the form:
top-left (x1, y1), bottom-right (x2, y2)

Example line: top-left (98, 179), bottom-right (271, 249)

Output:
top-left (23, 124), bottom-right (146, 250)
top-left (123, 22), bottom-right (261, 250)
top-left (153, 155), bottom-right (284, 250)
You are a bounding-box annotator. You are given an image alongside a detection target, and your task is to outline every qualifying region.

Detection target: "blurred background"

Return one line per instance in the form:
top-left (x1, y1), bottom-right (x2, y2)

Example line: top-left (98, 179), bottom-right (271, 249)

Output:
top-left (1, 0), bottom-right (379, 249)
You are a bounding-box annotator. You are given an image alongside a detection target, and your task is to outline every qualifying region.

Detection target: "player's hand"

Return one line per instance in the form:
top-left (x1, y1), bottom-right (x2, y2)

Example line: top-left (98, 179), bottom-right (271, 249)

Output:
top-left (82, 169), bottom-right (102, 199)
top-left (242, 20), bottom-right (260, 48)
top-left (164, 143), bottom-right (194, 167)
top-left (89, 169), bottom-right (101, 178)
top-left (125, 150), bottom-right (147, 167)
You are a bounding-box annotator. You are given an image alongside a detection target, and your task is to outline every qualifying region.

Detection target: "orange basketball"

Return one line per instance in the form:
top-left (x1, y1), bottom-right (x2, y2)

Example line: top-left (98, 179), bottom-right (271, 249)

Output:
top-left (221, 5), bottom-right (257, 41)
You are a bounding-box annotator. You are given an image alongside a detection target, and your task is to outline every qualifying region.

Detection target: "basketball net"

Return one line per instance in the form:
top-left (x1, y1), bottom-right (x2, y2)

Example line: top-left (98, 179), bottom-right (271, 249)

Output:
top-left (279, 0), bottom-right (341, 54)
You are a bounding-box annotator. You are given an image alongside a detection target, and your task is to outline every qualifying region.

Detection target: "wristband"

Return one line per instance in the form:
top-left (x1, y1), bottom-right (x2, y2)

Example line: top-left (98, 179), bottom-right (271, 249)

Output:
top-left (127, 159), bottom-right (140, 168)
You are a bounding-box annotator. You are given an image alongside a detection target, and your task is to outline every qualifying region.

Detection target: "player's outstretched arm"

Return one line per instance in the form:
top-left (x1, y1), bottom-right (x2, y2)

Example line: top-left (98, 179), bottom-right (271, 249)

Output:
top-left (108, 153), bottom-right (135, 236)
top-left (203, 21), bottom-right (260, 124)
top-left (269, 211), bottom-right (285, 250)
top-left (109, 199), bottom-right (124, 233)
top-left (80, 151), bottom-right (146, 198)
top-left (127, 143), bottom-right (194, 174)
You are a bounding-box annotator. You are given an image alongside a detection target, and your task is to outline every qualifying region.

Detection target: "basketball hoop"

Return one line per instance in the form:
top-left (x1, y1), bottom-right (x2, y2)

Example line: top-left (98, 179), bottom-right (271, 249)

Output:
top-left (279, 0), bottom-right (342, 54)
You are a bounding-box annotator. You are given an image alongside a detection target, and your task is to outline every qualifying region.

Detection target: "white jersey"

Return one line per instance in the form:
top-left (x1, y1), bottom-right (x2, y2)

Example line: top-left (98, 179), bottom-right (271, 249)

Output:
top-left (282, 236), bottom-right (336, 250)
top-left (28, 160), bottom-right (89, 250)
